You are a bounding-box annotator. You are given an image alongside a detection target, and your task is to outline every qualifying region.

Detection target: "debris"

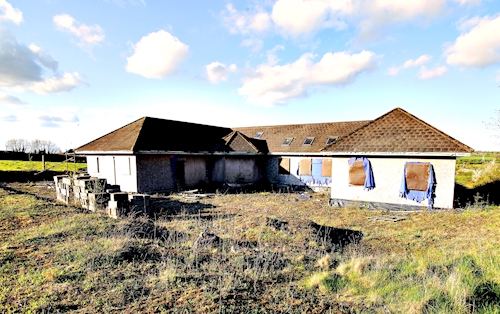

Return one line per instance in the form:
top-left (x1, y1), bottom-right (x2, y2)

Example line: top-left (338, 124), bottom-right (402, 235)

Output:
top-left (368, 215), bottom-right (408, 222)
top-left (266, 217), bottom-right (289, 231)
top-left (193, 229), bottom-right (221, 250)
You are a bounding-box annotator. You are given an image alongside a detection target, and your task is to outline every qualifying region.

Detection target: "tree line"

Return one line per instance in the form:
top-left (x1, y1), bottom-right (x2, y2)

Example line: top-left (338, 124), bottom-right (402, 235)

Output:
top-left (4, 139), bottom-right (61, 154)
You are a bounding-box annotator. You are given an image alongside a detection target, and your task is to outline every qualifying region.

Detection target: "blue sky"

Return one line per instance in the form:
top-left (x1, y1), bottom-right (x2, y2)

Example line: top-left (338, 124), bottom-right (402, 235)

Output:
top-left (1, 0), bottom-right (500, 151)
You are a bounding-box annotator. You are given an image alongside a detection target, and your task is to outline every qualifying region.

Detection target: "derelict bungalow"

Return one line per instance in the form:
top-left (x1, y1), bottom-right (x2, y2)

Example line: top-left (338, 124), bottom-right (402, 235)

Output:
top-left (75, 108), bottom-right (473, 209)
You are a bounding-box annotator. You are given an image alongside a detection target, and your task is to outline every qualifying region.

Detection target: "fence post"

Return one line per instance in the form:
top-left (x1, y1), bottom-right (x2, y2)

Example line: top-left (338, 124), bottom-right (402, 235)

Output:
top-left (42, 154), bottom-right (46, 171)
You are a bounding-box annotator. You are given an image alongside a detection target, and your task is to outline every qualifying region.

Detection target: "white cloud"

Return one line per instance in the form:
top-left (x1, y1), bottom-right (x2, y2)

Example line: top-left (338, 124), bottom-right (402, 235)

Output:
top-left (388, 55), bottom-right (432, 75)
top-left (0, 26), bottom-right (45, 86)
top-left (0, 0), bottom-right (22, 25)
top-left (28, 44), bottom-right (58, 71)
top-left (206, 62), bottom-right (237, 83)
top-left (419, 66), bottom-right (447, 79)
top-left (446, 15), bottom-right (500, 68)
top-left (223, 3), bottom-right (271, 34)
top-left (241, 38), bottom-right (264, 52)
top-left (0, 92), bottom-right (26, 106)
top-left (403, 55), bottom-right (432, 68)
top-left (238, 50), bottom-right (377, 106)
top-left (2, 114), bottom-right (17, 122)
top-left (272, 0), bottom-right (330, 36)
top-left (27, 72), bottom-right (84, 94)
top-left (39, 113), bottom-right (79, 128)
top-left (53, 14), bottom-right (105, 47)
top-left (126, 30), bottom-right (189, 79)
top-left (0, 26), bottom-right (85, 94)
top-left (387, 67), bottom-right (400, 75)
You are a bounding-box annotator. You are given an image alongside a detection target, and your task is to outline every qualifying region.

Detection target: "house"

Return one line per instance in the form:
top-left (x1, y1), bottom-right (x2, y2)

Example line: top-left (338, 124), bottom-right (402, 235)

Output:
top-left (75, 108), bottom-right (473, 209)
top-left (76, 117), bottom-right (268, 193)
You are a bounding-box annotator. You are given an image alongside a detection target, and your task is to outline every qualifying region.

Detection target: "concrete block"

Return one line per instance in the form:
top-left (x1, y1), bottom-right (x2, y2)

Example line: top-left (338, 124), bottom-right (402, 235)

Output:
top-left (110, 192), bottom-right (128, 202)
top-left (62, 177), bottom-right (72, 185)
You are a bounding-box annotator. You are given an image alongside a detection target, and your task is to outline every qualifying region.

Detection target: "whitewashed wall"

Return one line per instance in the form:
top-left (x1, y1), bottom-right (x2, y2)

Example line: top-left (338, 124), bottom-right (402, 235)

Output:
top-left (330, 157), bottom-right (457, 209)
top-left (86, 155), bottom-right (138, 192)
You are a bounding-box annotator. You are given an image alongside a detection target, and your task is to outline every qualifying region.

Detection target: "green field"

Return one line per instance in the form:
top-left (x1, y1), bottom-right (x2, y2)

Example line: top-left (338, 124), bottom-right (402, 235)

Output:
top-left (0, 160), bottom-right (87, 172)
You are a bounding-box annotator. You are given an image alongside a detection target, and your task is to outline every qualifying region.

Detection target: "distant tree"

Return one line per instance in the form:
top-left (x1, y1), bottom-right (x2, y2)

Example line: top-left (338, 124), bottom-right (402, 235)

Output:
top-left (5, 138), bottom-right (30, 152)
top-left (4, 138), bottom-right (60, 154)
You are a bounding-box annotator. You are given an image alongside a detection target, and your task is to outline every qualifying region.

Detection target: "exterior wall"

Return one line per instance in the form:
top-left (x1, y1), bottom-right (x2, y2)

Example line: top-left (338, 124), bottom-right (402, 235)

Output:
top-left (184, 157), bottom-right (208, 186)
top-left (212, 158), bottom-right (226, 183)
top-left (266, 157), bottom-right (332, 189)
top-left (86, 155), bottom-right (138, 192)
top-left (225, 157), bottom-right (259, 183)
top-left (330, 157), bottom-right (457, 209)
top-left (136, 155), bottom-right (174, 193)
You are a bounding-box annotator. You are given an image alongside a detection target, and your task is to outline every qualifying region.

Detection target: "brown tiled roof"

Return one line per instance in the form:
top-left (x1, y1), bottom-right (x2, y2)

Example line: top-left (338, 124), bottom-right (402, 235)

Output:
top-left (77, 117), bottom-right (233, 153)
top-left (322, 108), bottom-right (473, 153)
top-left (232, 120), bottom-right (371, 153)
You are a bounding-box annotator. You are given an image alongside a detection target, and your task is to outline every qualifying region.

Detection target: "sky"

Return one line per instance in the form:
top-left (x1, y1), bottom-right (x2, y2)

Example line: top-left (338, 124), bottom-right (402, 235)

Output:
top-left (1, 0), bottom-right (500, 152)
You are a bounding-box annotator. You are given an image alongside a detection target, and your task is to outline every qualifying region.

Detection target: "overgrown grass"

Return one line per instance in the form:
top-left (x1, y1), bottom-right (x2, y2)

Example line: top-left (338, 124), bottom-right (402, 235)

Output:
top-left (1, 184), bottom-right (499, 313)
top-left (456, 153), bottom-right (500, 188)
top-left (0, 160), bottom-right (87, 172)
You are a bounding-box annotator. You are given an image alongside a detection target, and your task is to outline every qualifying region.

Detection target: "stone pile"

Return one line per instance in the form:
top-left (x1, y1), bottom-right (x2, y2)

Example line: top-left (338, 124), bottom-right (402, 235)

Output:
top-left (54, 174), bottom-right (151, 219)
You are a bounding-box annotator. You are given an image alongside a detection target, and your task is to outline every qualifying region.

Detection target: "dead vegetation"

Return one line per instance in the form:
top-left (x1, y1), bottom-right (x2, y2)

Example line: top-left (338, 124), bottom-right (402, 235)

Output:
top-left (1, 182), bottom-right (500, 313)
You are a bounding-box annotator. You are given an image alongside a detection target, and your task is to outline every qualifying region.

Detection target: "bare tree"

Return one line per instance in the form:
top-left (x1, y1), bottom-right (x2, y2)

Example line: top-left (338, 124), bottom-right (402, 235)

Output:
top-left (5, 138), bottom-right (30, 152)
top-left (4, 138), bottom-right (60, 154)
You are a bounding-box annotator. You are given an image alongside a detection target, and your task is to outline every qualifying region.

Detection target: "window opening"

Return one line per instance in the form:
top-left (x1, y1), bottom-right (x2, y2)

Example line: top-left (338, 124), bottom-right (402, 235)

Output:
top-left (254, 132), bottom-right (264, 139)
top-left (282, 137), bottom-right (294, 146)
top-left (303, 137), bottom-right (315, 145)
top-left (326, 136), bottom-right (339, 145)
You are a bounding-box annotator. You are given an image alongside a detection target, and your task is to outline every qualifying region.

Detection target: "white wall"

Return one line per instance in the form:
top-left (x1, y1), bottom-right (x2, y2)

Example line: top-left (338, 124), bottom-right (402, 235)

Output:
top-left (330, 157), bottom-right (457, 209)
top-left (86, 155), bottom-right (138, 192)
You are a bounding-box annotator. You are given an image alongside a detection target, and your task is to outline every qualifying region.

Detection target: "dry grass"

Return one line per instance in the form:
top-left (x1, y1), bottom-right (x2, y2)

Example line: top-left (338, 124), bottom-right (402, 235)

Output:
top-left (0, 182), bottom-right (499, 313)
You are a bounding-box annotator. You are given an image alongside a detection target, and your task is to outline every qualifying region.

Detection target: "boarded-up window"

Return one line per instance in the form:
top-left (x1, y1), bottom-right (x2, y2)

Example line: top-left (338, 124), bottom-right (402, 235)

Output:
top-left (299, 159), bottom-right (312, 176)
top-left (348, 159), bottom-right (365, 186)
top-left (278, 158), bottom-right (290, 174)
top-left (406, 163), bottom-right (430, 191)
top-left (321, 159), bottom-right (332, 177)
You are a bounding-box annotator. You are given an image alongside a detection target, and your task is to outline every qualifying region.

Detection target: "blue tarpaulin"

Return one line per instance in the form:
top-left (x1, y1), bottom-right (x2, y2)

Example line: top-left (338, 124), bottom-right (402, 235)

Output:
top-left (399, 162), bottom-right (436, 209)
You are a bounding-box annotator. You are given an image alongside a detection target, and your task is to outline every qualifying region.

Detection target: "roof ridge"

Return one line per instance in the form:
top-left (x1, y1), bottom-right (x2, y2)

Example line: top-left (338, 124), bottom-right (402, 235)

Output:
top-left (394, 108), bottom-right (473, 152)
top-left (76, 116), bottom-right (146, 151)
top-left (130, 117), bottom-right (150, 151)
top-left (232, 119), bottom-right (372, 129)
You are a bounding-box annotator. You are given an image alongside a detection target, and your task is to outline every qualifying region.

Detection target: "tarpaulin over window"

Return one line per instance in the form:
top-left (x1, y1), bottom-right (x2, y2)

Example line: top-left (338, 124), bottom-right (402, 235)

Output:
top-left (348, 157), bottom-right (375, 190)
top-left (399, 162), bottom-right (435, 209)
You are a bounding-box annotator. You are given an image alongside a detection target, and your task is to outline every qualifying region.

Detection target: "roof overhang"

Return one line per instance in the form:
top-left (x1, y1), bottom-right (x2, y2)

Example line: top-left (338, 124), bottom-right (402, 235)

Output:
top-left (270, 151), bottom-right (471, 157)
top-left (75, 150), bottom-right (264, 156)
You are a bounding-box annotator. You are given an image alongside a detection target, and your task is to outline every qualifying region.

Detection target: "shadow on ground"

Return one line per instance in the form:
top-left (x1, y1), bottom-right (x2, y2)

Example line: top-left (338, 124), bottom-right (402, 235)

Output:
top-left (454, 181), bottom-right (500, 207)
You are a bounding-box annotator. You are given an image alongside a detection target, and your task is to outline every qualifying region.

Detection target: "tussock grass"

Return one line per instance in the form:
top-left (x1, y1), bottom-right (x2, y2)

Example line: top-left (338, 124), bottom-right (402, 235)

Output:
top-left (0, 183), bottom-right (499, 313)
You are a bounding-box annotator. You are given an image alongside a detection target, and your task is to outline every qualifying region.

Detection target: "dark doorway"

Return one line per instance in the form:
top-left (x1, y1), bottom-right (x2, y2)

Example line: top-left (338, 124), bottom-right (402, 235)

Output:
top-left (175, 160), bottom-right (185, 189)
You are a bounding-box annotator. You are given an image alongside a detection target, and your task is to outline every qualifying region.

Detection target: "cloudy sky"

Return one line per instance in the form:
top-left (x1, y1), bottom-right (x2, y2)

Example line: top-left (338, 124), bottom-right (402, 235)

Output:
top-left (1, 0), bottom-right (500, 151)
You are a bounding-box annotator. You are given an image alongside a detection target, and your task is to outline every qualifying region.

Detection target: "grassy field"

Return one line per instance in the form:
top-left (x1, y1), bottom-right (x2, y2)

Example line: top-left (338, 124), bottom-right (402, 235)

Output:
top-left (0, 183), bottom-right (499, 313)
top-left (456, 153), bottom-right (500, 188)
top-left (0, 160), bottom-right (87, 173)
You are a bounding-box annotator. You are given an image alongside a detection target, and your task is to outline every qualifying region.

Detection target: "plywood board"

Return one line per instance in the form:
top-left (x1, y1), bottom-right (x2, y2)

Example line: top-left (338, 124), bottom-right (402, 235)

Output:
top-left (406, 163), bottom-right (429, 191)
top-left (349, 160), bottom-right (365, 186)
